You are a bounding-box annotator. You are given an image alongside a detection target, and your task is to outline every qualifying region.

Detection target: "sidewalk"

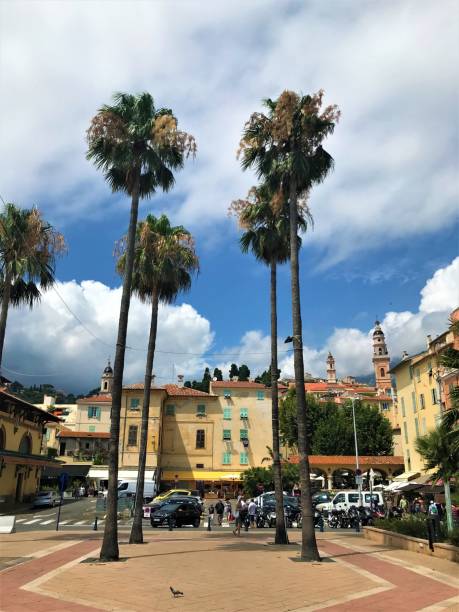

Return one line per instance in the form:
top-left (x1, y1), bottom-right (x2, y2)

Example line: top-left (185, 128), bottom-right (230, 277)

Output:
top-left (1, 529), bottom-right (458, 611)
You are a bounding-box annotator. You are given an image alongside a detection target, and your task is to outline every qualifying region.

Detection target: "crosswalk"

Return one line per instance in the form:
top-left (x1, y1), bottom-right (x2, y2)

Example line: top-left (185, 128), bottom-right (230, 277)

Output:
top-left (14, 516), bottom-right (233, 529)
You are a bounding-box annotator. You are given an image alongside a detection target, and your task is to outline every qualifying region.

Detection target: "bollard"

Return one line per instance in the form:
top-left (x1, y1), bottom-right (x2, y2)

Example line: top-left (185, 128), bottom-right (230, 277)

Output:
top-left (319, 515), bottom-right (324, 533)
top-left (355, 515), bottom-right (360, 533)
top-left (207, 516), bottom-right (212, 531)
top-left (93, 516), bottom-right (98, 531)
top-left (168, 517), bottom-right (173, 531)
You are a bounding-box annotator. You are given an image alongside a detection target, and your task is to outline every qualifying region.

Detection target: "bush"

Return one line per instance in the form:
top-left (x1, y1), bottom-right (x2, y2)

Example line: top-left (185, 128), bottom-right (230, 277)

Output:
top-left (447, 527), bottom-right (459, 547)
top-left (374, 516), bottom-right (449, 542)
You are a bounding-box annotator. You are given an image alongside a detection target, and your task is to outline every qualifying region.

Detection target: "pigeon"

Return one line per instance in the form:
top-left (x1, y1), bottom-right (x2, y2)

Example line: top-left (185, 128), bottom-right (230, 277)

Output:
top-left (170, 586), bottom-right (184, 598)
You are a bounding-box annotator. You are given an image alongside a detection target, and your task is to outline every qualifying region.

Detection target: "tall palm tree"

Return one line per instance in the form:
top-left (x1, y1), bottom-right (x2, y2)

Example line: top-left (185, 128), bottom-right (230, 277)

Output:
top-left (233, 184), bottom-right (308, 545)
top-left (415, 426), bottom-right (459, 533)
top-left (0, 203), bottom-right (65, 370)
top-left (238, 90), bottom-right (339, 561)
top-left (87, 92), bottom-right (196, 561)
top-left (117, 214), bottom-right (199, 544)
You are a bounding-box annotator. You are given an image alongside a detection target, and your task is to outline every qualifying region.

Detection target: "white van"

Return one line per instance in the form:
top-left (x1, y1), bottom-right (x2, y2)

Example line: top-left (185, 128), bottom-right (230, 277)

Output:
top-left (315, 490), bottom-right (383, 513)
top-left (117, 480), bottom-right (156, 501)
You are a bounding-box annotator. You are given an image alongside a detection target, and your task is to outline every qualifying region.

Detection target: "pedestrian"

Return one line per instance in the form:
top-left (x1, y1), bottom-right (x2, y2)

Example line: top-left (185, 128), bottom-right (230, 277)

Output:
top-left (292, 483), bottom-right (300, 497)
top-left (208, 503), bottom-right (215, 526)
top-left (215, 499), bottom-right (224, 526)
top-left (233, 495), bottom-right (245, 536)
top-left (428, 499), bottom-right (440, 540)
top-left (248, 498), bottom-right (257, 527)
top-left (225, 499), bottom-right (232, 522)
top-left (399, 495), bottom-right (408, 515)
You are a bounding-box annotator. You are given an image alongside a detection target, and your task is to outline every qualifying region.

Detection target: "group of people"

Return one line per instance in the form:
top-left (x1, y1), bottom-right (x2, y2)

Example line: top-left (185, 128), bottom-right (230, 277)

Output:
top-left (392, 494), bottom-right (445, 518)
top-left (206, 496), bottom-right (258, 535)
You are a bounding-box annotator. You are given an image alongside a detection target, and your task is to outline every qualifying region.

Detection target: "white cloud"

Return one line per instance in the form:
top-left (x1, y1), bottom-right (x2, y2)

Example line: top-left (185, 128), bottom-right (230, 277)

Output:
top-left (0, 1), bottom-right (457, 262)
top-left (4, 280), bottom-right (213, 392)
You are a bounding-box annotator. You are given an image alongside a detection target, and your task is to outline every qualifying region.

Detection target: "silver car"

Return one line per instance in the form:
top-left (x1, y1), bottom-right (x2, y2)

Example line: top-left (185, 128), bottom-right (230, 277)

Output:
top-left (33, 491), bottom-right (62, 507)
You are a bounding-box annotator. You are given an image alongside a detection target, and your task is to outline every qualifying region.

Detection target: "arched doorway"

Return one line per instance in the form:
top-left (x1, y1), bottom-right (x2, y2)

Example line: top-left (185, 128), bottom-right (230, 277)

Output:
top-left (18, 434), bottom-right (32, 455)
top-left (332, 468), bottom-right (355, 489)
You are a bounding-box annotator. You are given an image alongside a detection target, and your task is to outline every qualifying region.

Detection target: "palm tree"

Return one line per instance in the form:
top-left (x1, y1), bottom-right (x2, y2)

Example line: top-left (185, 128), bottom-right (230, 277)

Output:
top-left (117, 214), bottom-right (199, 544)
top-left (0, 203), bottom-right (65, 370)
top-left (233, 184), bottom-right (308, 544)
top-left (87, 92), bottom-right (196, 561)
top-left (238, 90), bottom-right (339, 561)
top-left (415, 426), bottom-right (459, 533)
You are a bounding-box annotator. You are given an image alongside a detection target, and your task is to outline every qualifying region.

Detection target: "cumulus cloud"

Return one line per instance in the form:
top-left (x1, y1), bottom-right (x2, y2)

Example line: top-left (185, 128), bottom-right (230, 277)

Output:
top-left (5, 281), bottom-right (213, 392)
top-left (1, 1), bottom-right (457, 262)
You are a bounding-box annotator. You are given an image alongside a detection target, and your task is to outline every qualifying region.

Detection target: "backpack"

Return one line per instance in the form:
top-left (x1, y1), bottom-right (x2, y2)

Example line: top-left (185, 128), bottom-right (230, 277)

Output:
top-left (429, 503), bottom-right (438, 516)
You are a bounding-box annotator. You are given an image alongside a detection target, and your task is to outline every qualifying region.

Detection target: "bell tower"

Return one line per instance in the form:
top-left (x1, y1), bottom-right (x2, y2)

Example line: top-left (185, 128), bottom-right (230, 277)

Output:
top-left (372, 321), bottom-right (391, 391)
top-left (100, 360), bottom-right (113, 394)
top-left (326, 352), bottom-right (337, 384)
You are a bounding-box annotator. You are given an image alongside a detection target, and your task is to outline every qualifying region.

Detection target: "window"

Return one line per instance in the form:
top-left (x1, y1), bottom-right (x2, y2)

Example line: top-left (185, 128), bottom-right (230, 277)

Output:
top-left (196, 404), bottom-right (206, 416)
top-left (128, 425), bottom-right (138, 446)
top-left (422, 417), bottom-right (427, 434)
top-left (403, 422), bottom-right (409, 444)
top-left (364, 494), bottom-right (379, 503)
top-left (411, 391), bottom-right (417, 413)
top-left (18, 434), bottom-right (32, 454)
top-left (415, 418), bottom-right (419, 437)
top-left (85, 442), bottom-right (90, 449)
top-left (45, 428), bottom-right (50, 441)
top-left (348, 493), bottom-right (359, 503)
top-left (0, 427), bottom-right (5, 450)
top-left (223, 389), bottom-right (231, 398)
top-left (420, 394), bottom-right (425, 410)
top-left (431, 388), bottom-right (437, 404)
top-left (380, 368), bottom-right (385, 377)
top-left (401, 397), bottom-right (406, 417)
top-left (382, 402), bottom-right (389, 411)
top-left (223, 408), bottom-right (232, 420)
top-left (88, 425), bottom-right (95, 432)
top-left (196, 429), bottom-right (205, 448)
top-left (88, 406), bottom-right (101, 419)
top-left (130, 398), bottom-right (140, 410)
top-left (196, 463), bottom-right (204, 469)
top-left (223, 452), bottom-right (231, 465)
top-left (240, 429), bottom-right (248, 440)
top-left (406, 449), bottom-right (411, 470)
top-left (416, 368), bottom-right (421, 382)
top-left (103, 381), bottom-right (108, 391)
top-left (223, 429), bottom-right (232, 441)
top-left (240, 408), bottom-right (248, 419)
top-left (256, 391), bottom-right (264, 400)
top-left (334, 493), bottom-right (345, 504)
top-left (240, 451), bottom-right (249, 465)
top-left (165, 404), bottom-right (175, 416)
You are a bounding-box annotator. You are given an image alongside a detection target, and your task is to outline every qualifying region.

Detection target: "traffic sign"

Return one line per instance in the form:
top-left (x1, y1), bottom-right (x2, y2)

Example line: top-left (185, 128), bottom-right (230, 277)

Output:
top-left (57, 472), bottom-right (69, 493)
top-left (355, 475), bottom-right (363, 486)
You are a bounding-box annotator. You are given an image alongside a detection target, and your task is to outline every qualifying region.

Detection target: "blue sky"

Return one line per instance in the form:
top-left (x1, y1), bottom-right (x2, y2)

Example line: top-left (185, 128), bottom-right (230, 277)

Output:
top-left (1, 1), bottom-right (458, 392)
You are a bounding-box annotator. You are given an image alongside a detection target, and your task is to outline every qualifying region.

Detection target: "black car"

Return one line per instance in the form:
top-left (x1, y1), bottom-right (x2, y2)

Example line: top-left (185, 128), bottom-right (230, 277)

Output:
top-left (150, 500), bottom-right (202, 528)
top-left (144, 495), bottom-right (201, 518)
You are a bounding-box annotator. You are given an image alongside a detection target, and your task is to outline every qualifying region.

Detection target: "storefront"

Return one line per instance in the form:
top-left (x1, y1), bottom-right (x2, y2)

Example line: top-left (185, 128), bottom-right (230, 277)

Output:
top-left (160, 470), bottom-right (242, 498)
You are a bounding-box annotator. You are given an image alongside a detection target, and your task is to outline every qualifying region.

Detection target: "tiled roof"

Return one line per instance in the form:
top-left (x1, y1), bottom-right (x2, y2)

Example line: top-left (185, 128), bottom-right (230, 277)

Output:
top-left (212, 381), bottom-right (267, 389)
top-left (57, 430), bottom-right (110, 439)
top-left (288, 455), bottom-right (404, 466)
top-left (0, 390), bottom-right (61, 422)
top-left (77, 394), bottom-right (112, 403)
top-left (164, 384), bottom-right (213, 397)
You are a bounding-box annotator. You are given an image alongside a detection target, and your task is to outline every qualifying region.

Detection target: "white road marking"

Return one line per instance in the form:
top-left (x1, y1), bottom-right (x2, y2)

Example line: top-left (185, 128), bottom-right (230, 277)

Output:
top-left (15, 518), bottom-right (27, 523)
top-left (73, 520), bottom-right (88, 525)
top-left (23, 519), bottom-right (41, 525)
top-left (58, 520), bottom-right (69, 525)
top-left (40, 520), bottom-right (54, 525)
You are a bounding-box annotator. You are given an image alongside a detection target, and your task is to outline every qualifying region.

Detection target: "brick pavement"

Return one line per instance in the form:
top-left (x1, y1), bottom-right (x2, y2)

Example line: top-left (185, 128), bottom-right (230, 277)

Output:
top-left (0, 530), bottom-right (457, 611)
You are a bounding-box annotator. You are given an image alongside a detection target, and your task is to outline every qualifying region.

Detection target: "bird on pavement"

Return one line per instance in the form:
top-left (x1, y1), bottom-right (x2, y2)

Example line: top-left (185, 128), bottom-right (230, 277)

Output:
top-left (170, 586), bottom-right (184, 598)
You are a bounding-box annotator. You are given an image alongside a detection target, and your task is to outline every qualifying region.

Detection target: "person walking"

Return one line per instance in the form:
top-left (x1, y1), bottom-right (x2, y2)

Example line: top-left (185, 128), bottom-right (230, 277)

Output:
top-left (215, 499), bottom-right (224, 526)
top-left (399, 495), bottom-right (408, 515)
top-left (428, 499), bottom-right (440, 541)
top-left (208, 503), bottom-right (215, 526)
top-left (233, 495), bottom-right (245, 536)
top-left (248, 498), bottom-right (257, 528)
top-left (225, 499), bottom-right (232, 523)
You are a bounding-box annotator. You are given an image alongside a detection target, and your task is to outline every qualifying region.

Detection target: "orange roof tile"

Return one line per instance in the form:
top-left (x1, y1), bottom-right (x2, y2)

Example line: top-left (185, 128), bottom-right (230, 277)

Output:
top-left (77, 394), bottom-right (112, 403)
top-left (123, 383), bottom-right (165, 390)
top-left (164, 384), bottom-right (214, 397)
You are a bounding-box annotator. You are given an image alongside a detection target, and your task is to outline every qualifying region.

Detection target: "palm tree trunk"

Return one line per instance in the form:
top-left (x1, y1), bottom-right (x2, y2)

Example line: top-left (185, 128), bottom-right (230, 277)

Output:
top-left (0, 269), bottom-right (12, 371)
top-left (100, 176), bottom-right (140, 562)
top-left (129, 287), bottom-right (159, 544)
top-left (288, 177), bottom-right (320, 562)
top-left (270, 259), bottom-right (289, 544)
top-left (444, 479), bottom-right (453, 533)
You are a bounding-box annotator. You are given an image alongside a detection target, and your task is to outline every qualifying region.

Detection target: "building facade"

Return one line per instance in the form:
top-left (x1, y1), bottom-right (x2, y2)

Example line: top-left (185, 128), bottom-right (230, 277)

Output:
top-left (390, 309), bottom-right (458, 475)
top-left (0, 389), bottom-right (60, 503)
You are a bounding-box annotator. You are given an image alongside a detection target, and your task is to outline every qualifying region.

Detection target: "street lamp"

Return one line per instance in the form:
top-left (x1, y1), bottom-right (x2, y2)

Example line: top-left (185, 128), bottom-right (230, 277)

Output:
top-left (350, 397), bottom-right (363, 506)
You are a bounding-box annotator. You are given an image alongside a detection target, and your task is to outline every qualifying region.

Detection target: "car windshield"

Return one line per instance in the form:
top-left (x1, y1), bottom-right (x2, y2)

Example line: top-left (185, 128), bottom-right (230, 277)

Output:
top-left (158, 503), bottom-right (181, 513)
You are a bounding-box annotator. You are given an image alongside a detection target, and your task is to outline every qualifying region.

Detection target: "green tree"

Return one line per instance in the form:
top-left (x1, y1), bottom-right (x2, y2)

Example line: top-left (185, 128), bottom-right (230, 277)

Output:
top-left (87, 92), bottom-right (195, 561)
top-left (0, 203), bottom-right (66, 369)
top-left (229, 363), bottom-right (239, 379)
top-left (241, 466), bottom-right (273, 497)
top-left (234, 184), bottom-right (307, 544)
top-left (118, 214), bottom-right (198, 545)
top-left (439, 338), bottom-right (459, 452)
top-left (239, 90), bottom-right (339, 561)
top-left (255, 366), bottom-right (280, 386)
top-left (415, 426), bottom-right (459, 533)
top-left (238, 364), bottom-right (251, 381)
top-left (213, 367), bottom-right (223, 381)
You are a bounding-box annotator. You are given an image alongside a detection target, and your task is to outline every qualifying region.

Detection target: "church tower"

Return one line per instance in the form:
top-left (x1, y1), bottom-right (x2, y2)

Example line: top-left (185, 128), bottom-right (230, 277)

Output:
top-left (326, 351), bottom-right (337, 384)
top-left (372, 321), bottom-right (391, 391)
top-left (100, 360), bottom-right (113, 394)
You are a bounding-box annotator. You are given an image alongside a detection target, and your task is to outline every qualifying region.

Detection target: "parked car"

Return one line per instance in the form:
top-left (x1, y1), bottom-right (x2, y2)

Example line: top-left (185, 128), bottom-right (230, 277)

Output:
top-left (316, 490), bottom-right (384, 513)
top-left (143, 495), bottom-right (203, 519)
top-left (311, 491), bottom-right (333, 508)
top-left (33, 491), bottom-right (62, 508)
top-left (152, 489), bottom-right (192, 503)
top-left (150, 500), bottom-right (202, 527)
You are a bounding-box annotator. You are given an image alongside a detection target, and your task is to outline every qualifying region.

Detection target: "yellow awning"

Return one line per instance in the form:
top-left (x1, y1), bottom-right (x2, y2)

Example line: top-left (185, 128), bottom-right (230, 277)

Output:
top-left (162, 470), bottom-right (242, 481)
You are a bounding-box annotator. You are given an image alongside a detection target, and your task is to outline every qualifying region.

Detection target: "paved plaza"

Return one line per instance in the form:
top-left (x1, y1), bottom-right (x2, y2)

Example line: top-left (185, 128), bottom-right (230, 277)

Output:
top-left (1, 529), bottom-right (458, 612)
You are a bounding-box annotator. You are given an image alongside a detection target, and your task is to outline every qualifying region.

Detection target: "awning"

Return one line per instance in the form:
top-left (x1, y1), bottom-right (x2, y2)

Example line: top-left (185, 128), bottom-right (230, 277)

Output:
top-left (88, 468), bottom-right (157, 481)
top-left (394, 471), bottom-right (420, 482)
top-left (161, 470), bottom-right (242, 481)
top-left (42, 464), bottom-right (91, 478)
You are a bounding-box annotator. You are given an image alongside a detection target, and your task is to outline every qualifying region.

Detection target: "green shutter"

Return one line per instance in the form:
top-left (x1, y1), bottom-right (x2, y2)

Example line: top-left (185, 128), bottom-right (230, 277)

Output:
top-left (240, 429), bottom-right (248, 440)
top-left (223, 429), bottom-right (231, 441)
top-left (223, 452), bottom-right (231, 465)
top-left (240, 452), bottom-right (248, 465)
top-left (130, 398), bottom-right (140, 409)
top-left (256, 391), bottom-right (264, 400)
top-left (197, 404), bottom-right (206, 415)
top-left (166, 404), bottom-right (175, 416)
top-left (240, 408), bottom-right (248, 419)
top-left (223, 408), bottom-right (232, 420)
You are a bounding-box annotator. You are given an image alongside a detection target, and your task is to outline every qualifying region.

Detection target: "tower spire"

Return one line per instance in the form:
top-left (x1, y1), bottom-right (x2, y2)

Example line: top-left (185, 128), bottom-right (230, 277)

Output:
top-left (326, 351), bottom-right (337, 384)
top-left (372, 321), bottom-right (391, 391)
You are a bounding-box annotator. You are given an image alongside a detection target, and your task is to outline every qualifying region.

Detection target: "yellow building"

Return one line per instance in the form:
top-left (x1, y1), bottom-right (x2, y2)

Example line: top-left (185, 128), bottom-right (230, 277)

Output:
top-left (390, 318), bottom-right (457, 475)
top-left (0, 389), bottom-right (60, 504)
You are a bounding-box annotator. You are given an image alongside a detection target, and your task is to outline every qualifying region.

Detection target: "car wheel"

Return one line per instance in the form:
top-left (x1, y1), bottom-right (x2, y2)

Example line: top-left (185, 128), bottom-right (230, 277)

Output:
top-left (151, 523), bottom-right (158, 528)
top-left (193, 517), bottom-right (200, 528)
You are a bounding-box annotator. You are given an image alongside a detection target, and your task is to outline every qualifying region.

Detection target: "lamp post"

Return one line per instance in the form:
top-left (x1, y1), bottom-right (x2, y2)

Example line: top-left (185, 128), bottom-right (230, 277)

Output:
top-left (351, 397), bottom-right (363, 508)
